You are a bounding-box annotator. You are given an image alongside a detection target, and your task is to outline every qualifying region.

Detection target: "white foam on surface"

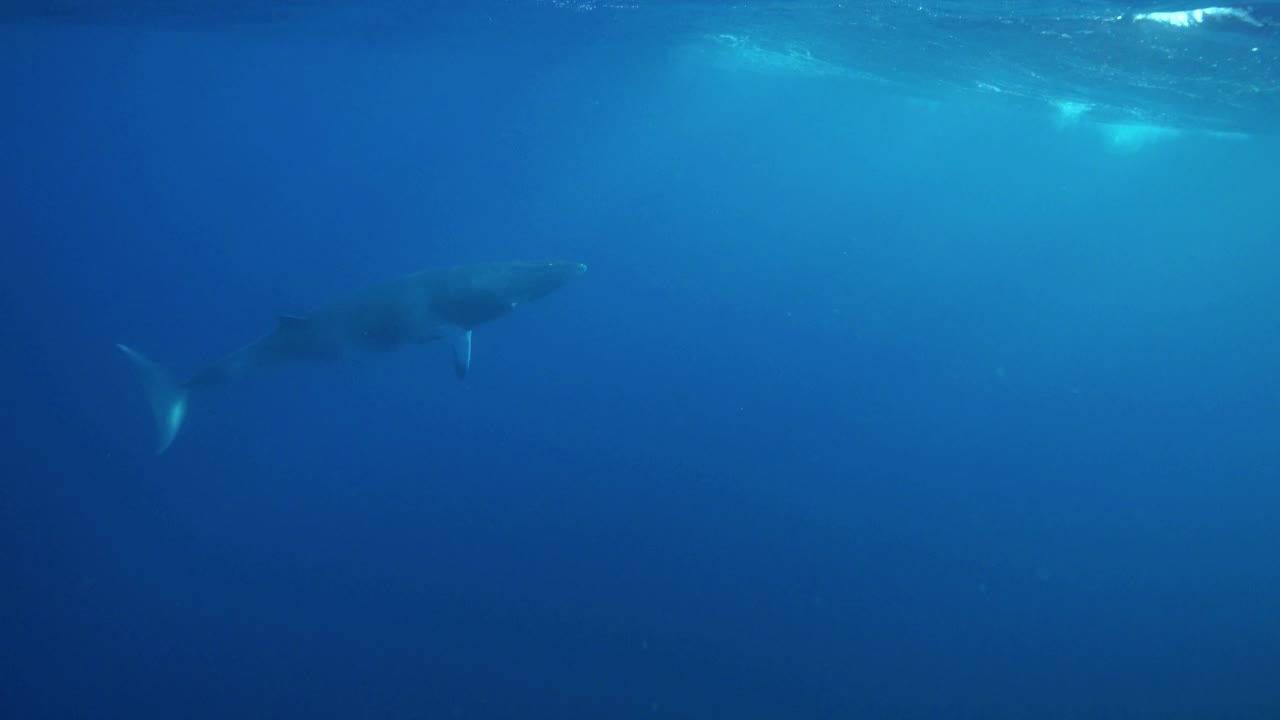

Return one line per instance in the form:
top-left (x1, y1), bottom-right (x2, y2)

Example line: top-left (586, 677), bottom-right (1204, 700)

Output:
top-left (1054, 100), bottom-right (1092, 126)
top-left (1132, 7), bottom-right (1261, 28)
top-left (1098, 122), bottom-right (1183, 151)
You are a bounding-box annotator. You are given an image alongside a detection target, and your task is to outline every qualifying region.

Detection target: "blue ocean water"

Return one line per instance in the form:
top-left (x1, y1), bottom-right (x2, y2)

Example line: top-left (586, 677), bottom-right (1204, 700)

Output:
top-left (2, 1), bottom-right (1279, 718)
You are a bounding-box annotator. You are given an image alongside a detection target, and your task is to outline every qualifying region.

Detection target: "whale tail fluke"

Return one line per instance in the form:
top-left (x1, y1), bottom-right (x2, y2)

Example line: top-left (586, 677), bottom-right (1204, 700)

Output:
top-left (117, 344), bottom-right (188, 454)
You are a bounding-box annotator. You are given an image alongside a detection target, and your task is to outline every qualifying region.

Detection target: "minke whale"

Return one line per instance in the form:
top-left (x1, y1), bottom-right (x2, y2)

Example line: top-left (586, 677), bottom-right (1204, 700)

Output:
top-left (118, 260), bottom-right (587, 453)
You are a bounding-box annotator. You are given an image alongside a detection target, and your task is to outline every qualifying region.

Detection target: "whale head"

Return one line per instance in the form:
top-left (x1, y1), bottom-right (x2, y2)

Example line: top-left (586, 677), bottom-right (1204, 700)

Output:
top-left (430, 260), bottom-right (587, 329)
top-left (494, 260), bottom-right (588, 305)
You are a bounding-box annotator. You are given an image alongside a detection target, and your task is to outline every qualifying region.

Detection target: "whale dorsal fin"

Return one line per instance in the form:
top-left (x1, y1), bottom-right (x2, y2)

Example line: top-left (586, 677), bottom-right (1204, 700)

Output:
top-left (277, 315), bottom-right (309, 331)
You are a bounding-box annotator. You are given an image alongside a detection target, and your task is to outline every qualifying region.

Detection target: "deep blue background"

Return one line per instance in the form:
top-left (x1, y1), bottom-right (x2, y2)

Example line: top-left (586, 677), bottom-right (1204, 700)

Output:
top-left (3, 11), bottom-right (1280, 719)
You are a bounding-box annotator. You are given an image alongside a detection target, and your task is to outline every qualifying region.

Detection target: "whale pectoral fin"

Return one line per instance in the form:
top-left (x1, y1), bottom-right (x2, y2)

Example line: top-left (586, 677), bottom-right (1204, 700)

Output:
top-left (442, 325), bottom-right (472, 379)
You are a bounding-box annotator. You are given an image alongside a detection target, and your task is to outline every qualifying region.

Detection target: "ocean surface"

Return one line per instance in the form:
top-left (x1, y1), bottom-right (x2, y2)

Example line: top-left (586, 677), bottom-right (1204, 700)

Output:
top-left (3, 1), bottom-right (1279, 718)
